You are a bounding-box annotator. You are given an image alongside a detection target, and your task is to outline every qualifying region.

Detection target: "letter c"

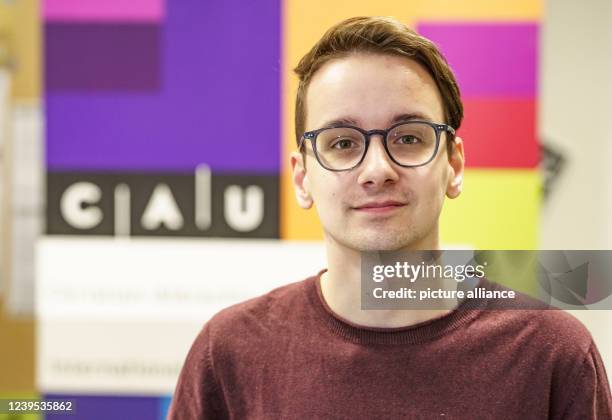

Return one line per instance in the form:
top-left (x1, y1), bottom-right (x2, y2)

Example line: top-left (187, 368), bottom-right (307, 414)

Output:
top-left (60, 182), bottom-right (103, 229)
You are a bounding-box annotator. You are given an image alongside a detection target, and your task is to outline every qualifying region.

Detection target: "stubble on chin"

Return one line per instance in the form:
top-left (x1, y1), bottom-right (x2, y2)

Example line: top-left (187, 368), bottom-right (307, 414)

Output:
top-left (329, 221), bottom-right (424, 253)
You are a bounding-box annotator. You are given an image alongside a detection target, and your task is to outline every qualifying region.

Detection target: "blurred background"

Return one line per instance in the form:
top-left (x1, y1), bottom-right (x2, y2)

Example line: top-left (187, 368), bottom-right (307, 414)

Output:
top-left (0, 0), bottom-right (611, 418)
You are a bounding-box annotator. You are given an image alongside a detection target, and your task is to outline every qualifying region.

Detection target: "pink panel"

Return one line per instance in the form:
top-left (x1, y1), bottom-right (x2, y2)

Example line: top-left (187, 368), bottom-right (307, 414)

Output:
top-left (417, 22), bottom-right (537, 97)
top-left (44, 0), bottom-right (164, 22)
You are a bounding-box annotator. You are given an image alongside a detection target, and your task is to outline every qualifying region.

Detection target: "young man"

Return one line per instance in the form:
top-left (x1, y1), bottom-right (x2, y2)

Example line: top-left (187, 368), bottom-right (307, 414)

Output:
top-left (169, 17), bottom-right (612, 419)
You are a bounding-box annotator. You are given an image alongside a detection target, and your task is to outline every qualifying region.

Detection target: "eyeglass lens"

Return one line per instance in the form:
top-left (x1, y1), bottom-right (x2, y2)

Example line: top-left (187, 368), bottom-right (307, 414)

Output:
top-left (314, 122), bottom-right (438, 170)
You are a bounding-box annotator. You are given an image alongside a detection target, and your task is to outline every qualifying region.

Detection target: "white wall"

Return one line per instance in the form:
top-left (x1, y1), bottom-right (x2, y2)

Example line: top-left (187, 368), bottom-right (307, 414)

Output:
top-left (541, 0), bottom-right (612, 371)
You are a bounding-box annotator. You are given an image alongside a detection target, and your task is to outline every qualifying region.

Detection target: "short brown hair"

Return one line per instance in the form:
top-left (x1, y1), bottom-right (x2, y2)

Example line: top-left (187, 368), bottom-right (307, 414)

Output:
top-left (294, 16), bottom-right (463, 152)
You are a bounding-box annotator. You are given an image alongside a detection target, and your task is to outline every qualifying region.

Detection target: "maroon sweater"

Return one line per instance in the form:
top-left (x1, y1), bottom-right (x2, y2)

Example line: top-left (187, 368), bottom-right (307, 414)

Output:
top-left (169, 273), bottom-right (612, 419)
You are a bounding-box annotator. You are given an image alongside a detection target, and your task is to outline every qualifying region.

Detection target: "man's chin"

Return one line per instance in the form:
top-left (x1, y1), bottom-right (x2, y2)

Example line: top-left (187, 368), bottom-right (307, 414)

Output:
top-left (356, 243), bottom-right (409, 252)
top-left (325, 223), bottom-right (431, 252)
top-left (346, 233), bottom-right (415, 253)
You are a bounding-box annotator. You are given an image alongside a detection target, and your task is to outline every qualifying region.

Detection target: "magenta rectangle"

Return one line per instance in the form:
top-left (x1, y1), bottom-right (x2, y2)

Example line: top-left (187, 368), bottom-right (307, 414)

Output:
top-left (44, 0), bottom-right (164, 22)
top-left (45, 23), bottom-right (161, 91)
top-left (417, 22), bottom-right (537, 97)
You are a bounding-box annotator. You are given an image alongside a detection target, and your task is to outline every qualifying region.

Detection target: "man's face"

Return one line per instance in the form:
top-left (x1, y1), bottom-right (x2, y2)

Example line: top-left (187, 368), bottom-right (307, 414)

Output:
top-left (291, 53), bottom-right (464, 251)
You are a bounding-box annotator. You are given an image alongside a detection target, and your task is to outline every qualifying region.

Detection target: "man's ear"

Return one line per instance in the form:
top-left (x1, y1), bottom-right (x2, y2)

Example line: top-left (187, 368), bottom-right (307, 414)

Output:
top-left (290, 151), bottom-right (313, 209)
top-left (446, 136), bottom-right (465, 199)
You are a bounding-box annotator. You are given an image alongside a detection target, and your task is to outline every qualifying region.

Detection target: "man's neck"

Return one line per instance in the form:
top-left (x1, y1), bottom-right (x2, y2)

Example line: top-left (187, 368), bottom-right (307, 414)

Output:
top-left (320, 234), bottom-right (458, 328)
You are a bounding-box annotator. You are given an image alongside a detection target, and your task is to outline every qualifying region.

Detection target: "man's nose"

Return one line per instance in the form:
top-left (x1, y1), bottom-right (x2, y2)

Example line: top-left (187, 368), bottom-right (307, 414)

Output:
top-left (356, 135), bottom-right (400, 187)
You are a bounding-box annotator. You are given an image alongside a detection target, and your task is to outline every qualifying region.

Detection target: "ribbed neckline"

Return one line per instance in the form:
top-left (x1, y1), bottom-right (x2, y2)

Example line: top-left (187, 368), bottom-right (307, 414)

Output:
top-left (307, 269), bottom-right (493, 345)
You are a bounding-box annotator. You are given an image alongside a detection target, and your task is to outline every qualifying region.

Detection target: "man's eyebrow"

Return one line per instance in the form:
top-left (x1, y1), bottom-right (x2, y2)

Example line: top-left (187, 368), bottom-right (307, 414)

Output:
top-left (317, 113), bottom-right (433, 130)
top-left (319, 117), bottom-right (359, 128)
top-left (390, 113), bottom-right (432, 124)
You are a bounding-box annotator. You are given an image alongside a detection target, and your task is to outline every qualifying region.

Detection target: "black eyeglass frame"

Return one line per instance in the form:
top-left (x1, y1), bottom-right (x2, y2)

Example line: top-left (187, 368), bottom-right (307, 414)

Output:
top-left (298, 120), bottom-right (456, 172)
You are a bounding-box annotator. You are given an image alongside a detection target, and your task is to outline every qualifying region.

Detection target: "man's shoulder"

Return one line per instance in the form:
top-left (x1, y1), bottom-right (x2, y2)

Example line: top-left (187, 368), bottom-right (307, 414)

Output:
top-left (519, 307), bottom-right (593, 351)
top-left (479, 280), bottom-right (594, 362)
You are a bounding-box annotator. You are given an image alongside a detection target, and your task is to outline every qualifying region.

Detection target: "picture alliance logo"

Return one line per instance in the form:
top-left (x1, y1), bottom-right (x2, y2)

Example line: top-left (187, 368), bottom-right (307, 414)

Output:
top-left (536, 251), bottom-right (612, 307)
top-left (465, 250), bottom-right (612, 309)
top-left (46, 167), bottom-right (279, 238)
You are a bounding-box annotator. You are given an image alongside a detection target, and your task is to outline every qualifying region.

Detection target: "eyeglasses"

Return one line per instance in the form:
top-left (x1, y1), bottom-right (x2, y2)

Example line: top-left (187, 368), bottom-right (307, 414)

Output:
top-left (299, 121), bottom-right (455, 171)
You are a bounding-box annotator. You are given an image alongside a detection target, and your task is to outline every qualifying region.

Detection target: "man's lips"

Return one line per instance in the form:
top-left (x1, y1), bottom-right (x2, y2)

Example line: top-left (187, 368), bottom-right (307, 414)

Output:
top-left (352, 200), bottom-right (406, 213)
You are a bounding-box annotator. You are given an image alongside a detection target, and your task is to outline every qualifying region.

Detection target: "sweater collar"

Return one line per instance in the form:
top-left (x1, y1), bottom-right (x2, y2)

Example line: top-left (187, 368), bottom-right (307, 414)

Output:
top-left (307, 269), bottom-right (491, 345)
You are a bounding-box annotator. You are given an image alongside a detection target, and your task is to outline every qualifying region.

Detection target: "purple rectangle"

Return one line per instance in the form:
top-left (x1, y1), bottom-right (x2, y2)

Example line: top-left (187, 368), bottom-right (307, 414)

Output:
top-left (44, 0), bottom-right (164, 22)
top-left (45, 23), bottom-right (161, 91)
top-left (45, 0), bottom-right (281, 171)
top-left (45, 90), bottom-right (279, 171)
top-left (417, 22), bottom-right (537, 97)
top-left (44, 394), bottom-right (159, 420)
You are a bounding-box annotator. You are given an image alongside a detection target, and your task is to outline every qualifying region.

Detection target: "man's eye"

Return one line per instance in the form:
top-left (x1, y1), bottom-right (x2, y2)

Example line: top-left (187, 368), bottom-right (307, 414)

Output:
top-left (396, 135), bottom-right (419, 145)
top-left (331, 138), bottom-right (357, 149)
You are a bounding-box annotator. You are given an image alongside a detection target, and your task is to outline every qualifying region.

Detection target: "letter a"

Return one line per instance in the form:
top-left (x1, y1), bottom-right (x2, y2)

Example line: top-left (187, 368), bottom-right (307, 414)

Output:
top-left (141, 184), bottom-right (184, 230)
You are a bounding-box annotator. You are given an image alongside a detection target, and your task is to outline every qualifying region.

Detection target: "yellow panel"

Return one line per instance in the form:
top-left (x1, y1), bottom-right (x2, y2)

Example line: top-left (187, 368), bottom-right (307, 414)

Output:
top-left (0, 300), bottom-right (36, 393)
top-left (0, 0), bottom-right (41, 99)
top-left (416, 0), bottom-right (541, 20)
top-left (281, 169), bottom-right (323, 239)
top-left (440, 169), bottom-right (541, 249)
